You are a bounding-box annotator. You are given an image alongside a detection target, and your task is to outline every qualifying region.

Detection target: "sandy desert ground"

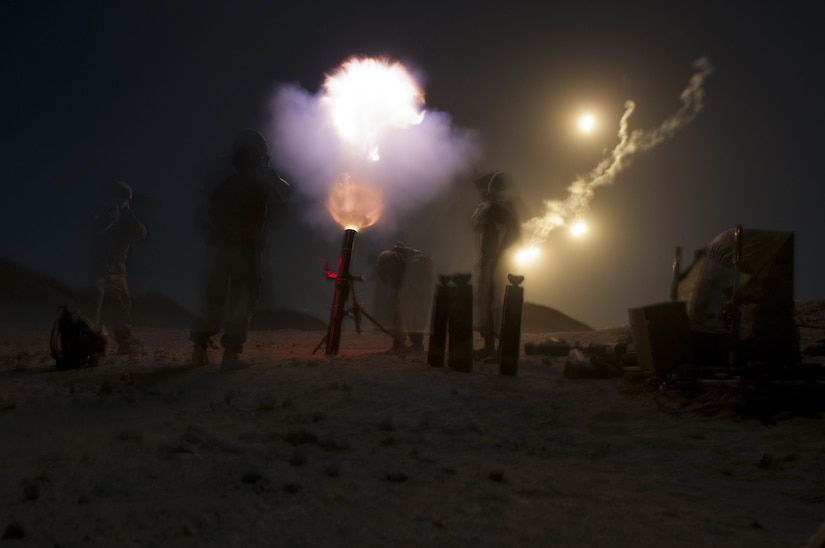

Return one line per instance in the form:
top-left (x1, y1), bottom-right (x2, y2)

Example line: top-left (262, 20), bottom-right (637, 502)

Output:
top-left (1, 307), bottom-right (825, 547)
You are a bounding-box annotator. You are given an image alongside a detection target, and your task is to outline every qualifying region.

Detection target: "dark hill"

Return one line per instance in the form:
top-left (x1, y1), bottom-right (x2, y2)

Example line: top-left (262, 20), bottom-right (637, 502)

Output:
top-left (0, 259), bottom-right (328, 330)
top-left (521, 302), bottom-right (593, 333)
top-left (0, 259), bottom-right (79, 323)
top-left (132, 292), bottom-right (195, 328)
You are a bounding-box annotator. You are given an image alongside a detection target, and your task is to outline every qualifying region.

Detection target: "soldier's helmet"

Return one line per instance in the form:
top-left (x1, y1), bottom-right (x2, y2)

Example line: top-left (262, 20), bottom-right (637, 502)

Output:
top-left (113, 181), bottom-right (133, 201)
top-left (487, 171), bottom-right (510, 197)
top-left (232, 129), bottom-right (270, 168)
top-left (376, 248), bottom-right (405, 286)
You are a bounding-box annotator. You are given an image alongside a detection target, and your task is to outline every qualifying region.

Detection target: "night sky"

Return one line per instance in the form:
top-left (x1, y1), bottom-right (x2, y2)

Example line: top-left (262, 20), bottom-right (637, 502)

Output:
top-left (1, 0), bottom-right (822, 328)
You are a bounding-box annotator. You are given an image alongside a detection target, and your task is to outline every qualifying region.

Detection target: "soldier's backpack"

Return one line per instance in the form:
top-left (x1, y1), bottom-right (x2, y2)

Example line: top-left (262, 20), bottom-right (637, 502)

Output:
top-left (50, 306), bottom-right (108, 371)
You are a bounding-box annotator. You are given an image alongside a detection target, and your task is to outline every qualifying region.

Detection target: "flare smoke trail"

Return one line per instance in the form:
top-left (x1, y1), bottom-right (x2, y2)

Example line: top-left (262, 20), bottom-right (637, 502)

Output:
top-left (265, 56), bottom-right (480, 235)
top-left (523, 58), bottom-right (714, 245)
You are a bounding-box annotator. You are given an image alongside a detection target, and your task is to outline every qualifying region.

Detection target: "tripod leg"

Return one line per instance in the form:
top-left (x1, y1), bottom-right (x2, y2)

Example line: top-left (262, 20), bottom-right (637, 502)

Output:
top-left (359, 307), bottom-right (398, 339)
top-left (312, 333), bottom-right (328, 354)
top-left (347, 303), bottom-right (363, 334)
top-left (349, 283), bottom-right (395, 339)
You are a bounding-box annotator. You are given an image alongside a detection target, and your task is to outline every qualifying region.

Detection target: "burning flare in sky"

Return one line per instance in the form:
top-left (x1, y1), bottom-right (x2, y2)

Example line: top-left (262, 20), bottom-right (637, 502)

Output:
top-left (518, 58), bottom-right (714, 260)
top-left (578, 113), bottom-right (596, 133)
top-left (321, 56), bottom-right (426, 229)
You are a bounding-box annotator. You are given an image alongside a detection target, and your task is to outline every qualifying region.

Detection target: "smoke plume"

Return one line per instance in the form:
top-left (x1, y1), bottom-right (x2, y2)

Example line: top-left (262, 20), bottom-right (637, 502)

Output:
top-left (523, 58), bottom-right (714, 244)
top-left (264, 58), bottom-right (480, 235)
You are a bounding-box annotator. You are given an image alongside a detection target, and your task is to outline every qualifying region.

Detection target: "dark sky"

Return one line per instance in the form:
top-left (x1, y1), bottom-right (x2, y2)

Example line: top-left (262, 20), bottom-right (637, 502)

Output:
top-left (1, 0), bottom-right (822, 328)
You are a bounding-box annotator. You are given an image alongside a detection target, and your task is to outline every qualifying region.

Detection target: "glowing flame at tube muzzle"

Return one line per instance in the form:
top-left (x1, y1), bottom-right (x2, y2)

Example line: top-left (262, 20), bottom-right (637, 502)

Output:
top-left (326, 176), bottom-right (383, 231)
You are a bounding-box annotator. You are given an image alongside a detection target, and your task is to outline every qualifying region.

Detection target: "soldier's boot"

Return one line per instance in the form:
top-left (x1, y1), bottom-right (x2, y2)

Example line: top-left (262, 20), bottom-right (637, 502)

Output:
top-left (191, 344), bottom-right (209, 366)
top-left (220, 349), bottom-right (251, 372)
top-left (114, 329), bottom-right (141, 356)
top-left (189, 333), bottom-right (212, 366)
top-left (389, 338), bottom-right (406, 353)
top-left (408, 333), bottom-right (425, 353)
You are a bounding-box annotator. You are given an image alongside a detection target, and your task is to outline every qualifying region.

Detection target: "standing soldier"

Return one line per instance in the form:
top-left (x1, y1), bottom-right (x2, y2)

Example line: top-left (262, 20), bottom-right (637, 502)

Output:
top-left (471, 171), bottom-right (521, 361)
top-left (189, 130), bottom-right (291, 370)
top-left (88, 180), bottom-right (147, 355)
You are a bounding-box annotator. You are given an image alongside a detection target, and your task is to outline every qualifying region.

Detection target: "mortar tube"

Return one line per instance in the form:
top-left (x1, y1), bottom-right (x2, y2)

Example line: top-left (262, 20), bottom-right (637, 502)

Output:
top-left (427, 275), bottom-right (453, 367)
top-left (499, 275), bottom-right (524, 376)
top-left (325, 228), bottom-right (357, 355)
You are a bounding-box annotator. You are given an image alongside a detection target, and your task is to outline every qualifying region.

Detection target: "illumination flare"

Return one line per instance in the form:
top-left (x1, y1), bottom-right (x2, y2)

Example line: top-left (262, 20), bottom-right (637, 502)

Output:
top-left (578, 113), bottom-right (595, 133)
top-left (569, 220), bottom-right (588, 238)
top-left (522, 58), bottom-right (714, 251)
top-left (514, 246), bottom-right (541, 266)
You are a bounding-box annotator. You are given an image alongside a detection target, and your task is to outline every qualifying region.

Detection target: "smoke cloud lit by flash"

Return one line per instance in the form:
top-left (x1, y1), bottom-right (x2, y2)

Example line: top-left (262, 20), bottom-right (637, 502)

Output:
top-left (523, 58), bottom-right (714, 245)
top-left (264, 58), bottom-right (480, 235)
